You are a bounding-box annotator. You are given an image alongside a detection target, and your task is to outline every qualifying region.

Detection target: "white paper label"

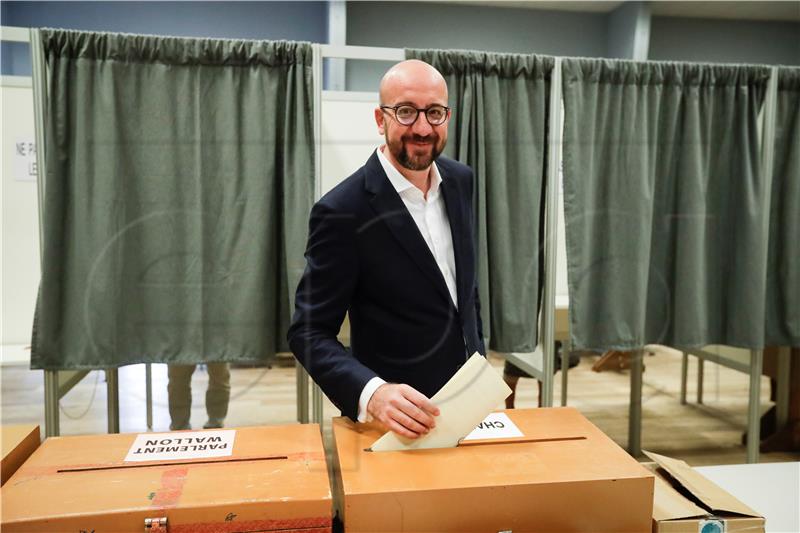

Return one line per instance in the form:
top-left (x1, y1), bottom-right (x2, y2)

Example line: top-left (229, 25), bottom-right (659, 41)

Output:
top-left (462, 412), bottom-right (523, 441)
top-left (124, 430), bottom-right (235, 462)
top-left (13, 138), bottom-right (37, 182)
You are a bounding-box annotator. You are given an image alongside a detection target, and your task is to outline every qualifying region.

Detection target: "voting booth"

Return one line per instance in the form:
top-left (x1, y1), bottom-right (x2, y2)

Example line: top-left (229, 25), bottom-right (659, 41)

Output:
top-left (331, 407), bottom-right (655, 532)
top-left (1, 424), bottom-right (332, 532)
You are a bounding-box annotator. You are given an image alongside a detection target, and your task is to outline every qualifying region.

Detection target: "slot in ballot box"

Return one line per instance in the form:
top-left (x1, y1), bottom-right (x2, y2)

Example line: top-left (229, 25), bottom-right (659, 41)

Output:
top-left (1, 424), bottom-right (332, 533)
top-left (1, 425), bottom-right (40, 486)
top-left (331, 407), bottom-right (654, 532)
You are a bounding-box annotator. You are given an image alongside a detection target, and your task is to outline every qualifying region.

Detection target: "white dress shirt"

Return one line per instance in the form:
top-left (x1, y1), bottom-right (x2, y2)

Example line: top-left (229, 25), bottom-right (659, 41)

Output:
top-left (356, 146), bottom-right (459, 421)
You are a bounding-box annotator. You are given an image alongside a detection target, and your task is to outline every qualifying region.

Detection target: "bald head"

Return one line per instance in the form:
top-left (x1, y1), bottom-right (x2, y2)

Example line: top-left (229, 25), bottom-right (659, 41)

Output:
top-left (379, 59), bottom-right (448, 106)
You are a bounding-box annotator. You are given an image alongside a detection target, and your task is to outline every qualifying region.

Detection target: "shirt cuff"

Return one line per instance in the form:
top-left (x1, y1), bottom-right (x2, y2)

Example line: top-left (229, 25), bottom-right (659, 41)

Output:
top-left (357, 376), bottom-right (387, 423)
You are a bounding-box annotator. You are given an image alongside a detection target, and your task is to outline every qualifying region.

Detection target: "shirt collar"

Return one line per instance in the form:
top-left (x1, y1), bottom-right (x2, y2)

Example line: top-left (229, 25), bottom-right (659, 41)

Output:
top-left (376, 146), bottom-right (442, 198)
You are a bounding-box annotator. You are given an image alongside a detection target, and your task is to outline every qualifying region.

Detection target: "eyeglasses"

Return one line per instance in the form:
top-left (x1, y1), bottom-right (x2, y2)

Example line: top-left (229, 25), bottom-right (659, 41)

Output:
top-left (380, 104), bottom-right (450, 126)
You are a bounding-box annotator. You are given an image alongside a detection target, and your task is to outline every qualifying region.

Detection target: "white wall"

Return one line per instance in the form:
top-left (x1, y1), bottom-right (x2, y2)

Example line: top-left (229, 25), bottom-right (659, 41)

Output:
top-left (1, 83), bottom-right (39, 363)
top-left (320, 93), bottom-right (383, 196)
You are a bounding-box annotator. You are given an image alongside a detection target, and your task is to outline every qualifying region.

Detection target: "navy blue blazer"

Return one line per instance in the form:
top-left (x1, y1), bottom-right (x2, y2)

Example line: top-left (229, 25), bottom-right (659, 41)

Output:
top-left (287, 151), bottom-right (486, 420)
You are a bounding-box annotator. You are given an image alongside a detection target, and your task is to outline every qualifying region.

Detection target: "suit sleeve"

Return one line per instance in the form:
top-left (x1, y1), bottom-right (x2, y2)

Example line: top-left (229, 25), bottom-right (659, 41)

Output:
top-left (287, 200), bottom-right (378, 420)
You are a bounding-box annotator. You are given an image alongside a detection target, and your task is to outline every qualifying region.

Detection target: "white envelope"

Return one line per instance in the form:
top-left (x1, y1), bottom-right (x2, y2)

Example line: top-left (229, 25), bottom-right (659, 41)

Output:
top-left (369, 352), bottom-right (512, 452)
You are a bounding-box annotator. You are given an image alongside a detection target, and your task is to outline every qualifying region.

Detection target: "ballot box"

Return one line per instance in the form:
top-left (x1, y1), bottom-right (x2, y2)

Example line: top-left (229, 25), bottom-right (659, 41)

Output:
top-left (1, 424), bottom-right (332, 532)
top-left (332, 407), bottom-right (654, 532)
top-left (1, 425), bottom-right (40, 486)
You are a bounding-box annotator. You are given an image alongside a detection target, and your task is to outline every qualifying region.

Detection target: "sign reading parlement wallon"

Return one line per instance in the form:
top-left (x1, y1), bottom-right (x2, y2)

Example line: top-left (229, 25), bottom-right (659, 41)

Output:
top-left (124, 430), bottom-right (236, 462)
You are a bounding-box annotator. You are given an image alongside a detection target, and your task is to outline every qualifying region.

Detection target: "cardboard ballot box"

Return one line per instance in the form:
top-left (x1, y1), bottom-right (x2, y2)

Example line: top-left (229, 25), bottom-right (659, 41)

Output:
top-left (1, 424), bottom-right (332, 533)
top-left (332, 407), bottom-right (654, 532)
top-left (645, 451), bottom-right (764, 533)
top-left (1, 425), bottom-right (40, 486)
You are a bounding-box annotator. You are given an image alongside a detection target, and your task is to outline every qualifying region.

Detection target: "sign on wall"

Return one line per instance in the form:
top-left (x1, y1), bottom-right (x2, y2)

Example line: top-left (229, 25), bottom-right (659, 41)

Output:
top-left (13, 137), bottom-right (37, 182)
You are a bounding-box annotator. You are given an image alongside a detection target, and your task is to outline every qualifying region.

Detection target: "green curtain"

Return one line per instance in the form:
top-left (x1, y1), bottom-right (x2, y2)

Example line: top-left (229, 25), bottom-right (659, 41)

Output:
top-left (562, 59), bottom-right (771, 351)
top-left (405, 49), bottom-right (553, 352)
top-left (31, 29), bottom-right (314, 369)
top-left (765, 67), bottom-right (800, 347)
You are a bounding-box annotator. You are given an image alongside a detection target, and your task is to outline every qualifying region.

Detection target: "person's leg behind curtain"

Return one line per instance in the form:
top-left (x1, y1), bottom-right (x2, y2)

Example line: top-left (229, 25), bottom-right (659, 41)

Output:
top-left (204, 362), bottom-right (231, 429)
top-left (168, 364), bottom-right (197, 430)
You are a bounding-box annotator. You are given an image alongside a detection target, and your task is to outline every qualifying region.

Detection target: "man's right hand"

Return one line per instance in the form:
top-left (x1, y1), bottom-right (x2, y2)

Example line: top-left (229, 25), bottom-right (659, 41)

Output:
top-left (366, 383), bottom-right (440, 439)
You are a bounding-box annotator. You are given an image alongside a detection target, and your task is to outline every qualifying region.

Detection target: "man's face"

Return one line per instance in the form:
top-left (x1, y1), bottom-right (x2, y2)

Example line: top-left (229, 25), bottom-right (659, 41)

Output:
top-left (375, 71), bottom-right (449, 171)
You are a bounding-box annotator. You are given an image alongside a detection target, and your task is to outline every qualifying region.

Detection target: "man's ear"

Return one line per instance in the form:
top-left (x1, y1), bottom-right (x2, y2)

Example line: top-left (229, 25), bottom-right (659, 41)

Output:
top-left (374, 107), bottom-right (385, 135)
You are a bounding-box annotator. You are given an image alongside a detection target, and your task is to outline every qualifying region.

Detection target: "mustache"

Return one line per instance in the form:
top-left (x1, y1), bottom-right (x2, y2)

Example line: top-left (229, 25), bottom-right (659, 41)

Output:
top-left (404, 134), bottom-right (438, 143)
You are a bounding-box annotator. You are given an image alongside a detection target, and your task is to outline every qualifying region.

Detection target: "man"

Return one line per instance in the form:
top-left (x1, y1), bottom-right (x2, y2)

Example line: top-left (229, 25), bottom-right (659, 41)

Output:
top-left (167, 362), bottom-right (230, 430)
top-left (288, 60), bottom-right (485, 439)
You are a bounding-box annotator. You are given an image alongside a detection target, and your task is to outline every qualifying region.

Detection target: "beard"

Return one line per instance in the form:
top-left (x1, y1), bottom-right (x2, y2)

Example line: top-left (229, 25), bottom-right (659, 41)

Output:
top-left (385, 132), bottom-right (446, 171)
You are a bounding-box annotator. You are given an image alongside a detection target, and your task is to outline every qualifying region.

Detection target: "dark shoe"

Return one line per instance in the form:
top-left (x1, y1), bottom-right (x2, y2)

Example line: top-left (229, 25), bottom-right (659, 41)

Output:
top-left (203, 418), bottom-right (224, 429)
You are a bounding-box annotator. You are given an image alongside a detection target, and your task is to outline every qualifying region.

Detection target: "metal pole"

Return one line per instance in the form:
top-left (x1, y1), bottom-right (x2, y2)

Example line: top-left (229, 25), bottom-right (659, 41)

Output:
top-left (145, 363), bottom-right (153, 430)
top-left (293, 42), bottom-right (326, 425)
top-left (326, 1), bottom-right (347, 91)
top-left (628, 349), bottom-right (643, 457)
top-left (106, 368), bottom-right (120, 433)
top-left (680, 351), bottom-right (688, 405)
top-left (319, 44), bottom-right (404, 62)
top-left (30, 30), bottom-right (52, 436)
top-left (697, 358), bottom-right (705, 404)
top-left (775, 346), bottom-right (791, 431)
top-left (313, 41), bottom-right (323, 224)
top-left (44, 370), bottom-right (59, 437)
top-left (742, 66), bottom-right (777, 463)
top-left (560, 338), bottom-right (570, 406)
top-left (746, 349), bottom-right (763, 463)
top-left (296, 363), bottom-right (309, 424)
top-left (29, 28), bottom-right (47, 264)
top-left (312, 383), bottom-right (324, 424)
top-left (312, 40), bottom-right (323, 425)
top-left (540, 57), bottom-right (563, 407)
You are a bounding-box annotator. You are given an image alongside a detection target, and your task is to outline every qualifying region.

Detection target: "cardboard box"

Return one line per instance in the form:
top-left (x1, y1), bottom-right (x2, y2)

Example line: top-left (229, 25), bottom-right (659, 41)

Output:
top-left (645, 451), bottom-right (764, 533)
top-left (1, 424), bottom-right (332, 532)
top-left (1, 425), bottom-right (40, 486)
top-left (332, 407), bottom-right (654, 532)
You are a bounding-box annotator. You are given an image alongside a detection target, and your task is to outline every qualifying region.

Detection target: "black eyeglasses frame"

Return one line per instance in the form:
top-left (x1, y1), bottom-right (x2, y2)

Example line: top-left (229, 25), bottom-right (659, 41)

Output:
top-left (379, 104), bottom-right (451, 126)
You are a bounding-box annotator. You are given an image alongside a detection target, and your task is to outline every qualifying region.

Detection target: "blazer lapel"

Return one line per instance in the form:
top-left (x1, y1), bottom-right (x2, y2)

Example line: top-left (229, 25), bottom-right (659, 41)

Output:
top-left (364, 152), bottom-right (453, 306)
top-left (439, 164), bottom-right (468, 310)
